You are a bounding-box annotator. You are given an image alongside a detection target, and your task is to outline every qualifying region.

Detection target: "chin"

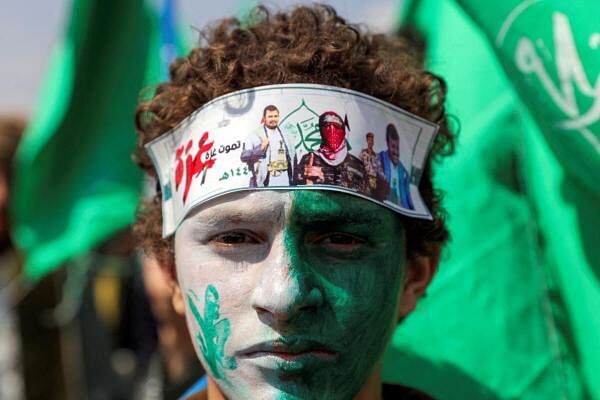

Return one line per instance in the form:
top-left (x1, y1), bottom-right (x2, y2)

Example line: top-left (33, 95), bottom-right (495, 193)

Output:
top-left (221, 380), bottom-right (342, 400)
top-left (216, 365), bottom-right (361, 400)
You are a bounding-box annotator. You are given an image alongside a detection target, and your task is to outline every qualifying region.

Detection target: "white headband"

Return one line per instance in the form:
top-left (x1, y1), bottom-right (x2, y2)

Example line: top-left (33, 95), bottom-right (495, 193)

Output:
top-left (146, 84), bottom-right (439, 237)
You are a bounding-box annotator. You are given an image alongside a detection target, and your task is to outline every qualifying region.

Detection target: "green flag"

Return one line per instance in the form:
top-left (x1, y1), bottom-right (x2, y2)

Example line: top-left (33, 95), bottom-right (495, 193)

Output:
top-left (456, 0), bottom-right (600, 198)
top-left (455, 2), bottom-right (600, 399)
top-left (11, 0), bottom-right (164, 280)
top-left (382, 1), bottom-right (597, 399)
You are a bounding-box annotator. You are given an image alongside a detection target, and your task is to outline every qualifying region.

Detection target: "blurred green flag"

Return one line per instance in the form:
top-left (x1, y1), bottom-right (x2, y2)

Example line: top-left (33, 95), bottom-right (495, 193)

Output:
top-left (457, 0), bottom-right (600, 198)
top-left (383, 1), bottom-right (599, 399)
top-left (11, 0), bottom-right (180, 280)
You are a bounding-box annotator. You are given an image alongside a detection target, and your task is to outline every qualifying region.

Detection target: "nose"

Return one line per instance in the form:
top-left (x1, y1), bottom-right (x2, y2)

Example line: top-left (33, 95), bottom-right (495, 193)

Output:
top-left (251, 239), bottom-right (323, 326)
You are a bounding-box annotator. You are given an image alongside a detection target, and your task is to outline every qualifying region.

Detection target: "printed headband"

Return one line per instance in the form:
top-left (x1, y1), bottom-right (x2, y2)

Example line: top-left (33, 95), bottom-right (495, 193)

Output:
top-left (146, 84), bottom-right (439, 237)
top-left (321, 112), bottom-right (344, 126)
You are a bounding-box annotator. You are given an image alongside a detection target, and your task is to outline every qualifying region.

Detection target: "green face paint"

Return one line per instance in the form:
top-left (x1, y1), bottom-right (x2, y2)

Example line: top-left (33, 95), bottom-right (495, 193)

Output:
top-left (174, 190), bottom-right (407, 399)
top-left (277, 190), bottom-right (406, 398)
top-left (187, 284), bottom-right (237, 379)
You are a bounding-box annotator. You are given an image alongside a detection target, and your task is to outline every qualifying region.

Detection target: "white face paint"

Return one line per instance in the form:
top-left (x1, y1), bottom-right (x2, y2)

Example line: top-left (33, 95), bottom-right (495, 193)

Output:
top-left (174, 190), bottom-right (407, 399)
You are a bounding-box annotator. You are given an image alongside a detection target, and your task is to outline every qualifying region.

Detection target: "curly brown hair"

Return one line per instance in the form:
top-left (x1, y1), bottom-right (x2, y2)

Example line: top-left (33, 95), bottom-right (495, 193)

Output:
top-left (134, 4), bottom-right (454, 268)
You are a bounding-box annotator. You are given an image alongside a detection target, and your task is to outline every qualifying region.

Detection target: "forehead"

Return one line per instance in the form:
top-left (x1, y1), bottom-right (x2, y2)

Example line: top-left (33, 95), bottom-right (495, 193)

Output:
top-left (178, 190), bottom-right (398, 231)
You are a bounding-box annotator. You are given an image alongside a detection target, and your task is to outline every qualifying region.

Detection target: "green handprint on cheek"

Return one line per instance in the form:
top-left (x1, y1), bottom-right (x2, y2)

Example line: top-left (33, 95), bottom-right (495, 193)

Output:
top-left (187, 284), bottom-right (237, 379)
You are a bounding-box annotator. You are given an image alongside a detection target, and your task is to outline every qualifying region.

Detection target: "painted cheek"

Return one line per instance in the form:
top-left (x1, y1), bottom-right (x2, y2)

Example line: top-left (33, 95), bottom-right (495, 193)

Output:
top-left (185, 284), bottom-right (237, 380)
top-left (280, 226), bottom-right (404, 398)
top-left (326, 248), bottom-right (405, 386)
top-left (321, 244), bottom-right (403, 330)
top-left (287, 191), bottom-right (406, 333)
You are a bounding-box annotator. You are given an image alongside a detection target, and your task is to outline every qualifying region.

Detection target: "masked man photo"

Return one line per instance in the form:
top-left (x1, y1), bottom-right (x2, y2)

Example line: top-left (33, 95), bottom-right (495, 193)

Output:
top-left (295, 111), bottom-right (369, 195)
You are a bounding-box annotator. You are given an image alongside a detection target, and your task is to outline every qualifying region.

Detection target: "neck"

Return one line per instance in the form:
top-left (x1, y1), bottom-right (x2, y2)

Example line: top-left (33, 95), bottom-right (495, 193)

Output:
top-left (207, 378), bottom-right (226, 400)
top-left (206, 364), bottom-right (383, 400)
top-left (355, 364), bottom-right (383, 400)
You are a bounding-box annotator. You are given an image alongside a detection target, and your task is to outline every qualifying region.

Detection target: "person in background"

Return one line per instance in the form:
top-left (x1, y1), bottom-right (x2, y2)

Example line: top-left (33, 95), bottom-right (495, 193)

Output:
top-left (140, 255), bottom-right (204, 400)
top-left (0, 116), bottom-right (26, 400)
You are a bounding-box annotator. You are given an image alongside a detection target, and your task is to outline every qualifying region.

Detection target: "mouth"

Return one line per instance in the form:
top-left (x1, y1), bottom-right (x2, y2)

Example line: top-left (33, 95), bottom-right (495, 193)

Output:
top-left (236, 338), bottom-right (338, 370)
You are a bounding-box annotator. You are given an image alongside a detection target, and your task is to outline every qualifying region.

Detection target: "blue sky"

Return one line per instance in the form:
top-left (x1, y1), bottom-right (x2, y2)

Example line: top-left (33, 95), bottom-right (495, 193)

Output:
top-left (0, 0), bottom-right (399, 117)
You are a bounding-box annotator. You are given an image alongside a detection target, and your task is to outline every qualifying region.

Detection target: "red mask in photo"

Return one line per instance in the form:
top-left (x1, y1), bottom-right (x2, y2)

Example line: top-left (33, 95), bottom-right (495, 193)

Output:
top-left (319, 112), bottom-right (346, 159)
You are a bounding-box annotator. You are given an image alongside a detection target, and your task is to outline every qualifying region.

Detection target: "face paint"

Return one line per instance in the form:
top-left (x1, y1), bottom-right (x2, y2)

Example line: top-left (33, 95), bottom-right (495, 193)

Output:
top-left (187, 284), bottom-right (237, 379)
top-left (174, 190), bottom-right (406, 399)
top-left (281, 190), bottom-right (407, 398)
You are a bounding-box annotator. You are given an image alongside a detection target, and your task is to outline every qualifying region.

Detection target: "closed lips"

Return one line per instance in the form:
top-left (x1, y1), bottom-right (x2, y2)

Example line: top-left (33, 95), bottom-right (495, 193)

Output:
top-left (236, 339), bottom-right (338, 360)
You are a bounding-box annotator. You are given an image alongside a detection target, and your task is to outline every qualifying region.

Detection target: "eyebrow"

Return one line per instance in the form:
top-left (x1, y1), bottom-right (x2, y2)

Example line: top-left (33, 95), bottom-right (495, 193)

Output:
top-left (190, 205), bottom-right (284, 232)
top-left (290, 196), bottom-right (386, 227)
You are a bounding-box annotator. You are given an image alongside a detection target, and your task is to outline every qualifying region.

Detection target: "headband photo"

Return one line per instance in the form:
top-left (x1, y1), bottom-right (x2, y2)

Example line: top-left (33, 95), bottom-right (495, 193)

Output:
top-left (146, 84), bottom-right (439, 237)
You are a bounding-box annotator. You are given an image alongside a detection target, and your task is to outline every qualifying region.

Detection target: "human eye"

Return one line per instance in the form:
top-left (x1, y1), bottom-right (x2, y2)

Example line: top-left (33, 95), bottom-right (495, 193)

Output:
top-left (307, 232), bottom-right (367, 253)
top-left (209, 230), bottom-right (262, 251)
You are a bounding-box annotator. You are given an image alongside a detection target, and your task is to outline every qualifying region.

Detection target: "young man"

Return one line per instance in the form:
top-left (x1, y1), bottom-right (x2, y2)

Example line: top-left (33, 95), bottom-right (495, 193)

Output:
top-left (0, 116), bottom-right (25, 400)
top-left (134, 5), bottom-right (453, 399)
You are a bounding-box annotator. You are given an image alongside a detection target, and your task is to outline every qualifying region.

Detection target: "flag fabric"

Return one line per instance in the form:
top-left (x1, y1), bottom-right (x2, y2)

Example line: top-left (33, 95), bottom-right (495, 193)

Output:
top-left (457, 0), bottom-right (600, 198)
top-left (382, 1), bottom-right (599, 399)
top-left (11, 0), bottom-right (181, 280)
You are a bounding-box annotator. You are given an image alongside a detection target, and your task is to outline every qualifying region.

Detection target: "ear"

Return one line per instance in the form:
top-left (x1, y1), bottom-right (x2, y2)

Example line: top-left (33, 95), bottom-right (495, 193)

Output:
top-left (161, 259), bottom-right (186, 316)
top-left (171, 282), bottom-right (186, 316)
top-left (397, 252), bottom-right (440, 319)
